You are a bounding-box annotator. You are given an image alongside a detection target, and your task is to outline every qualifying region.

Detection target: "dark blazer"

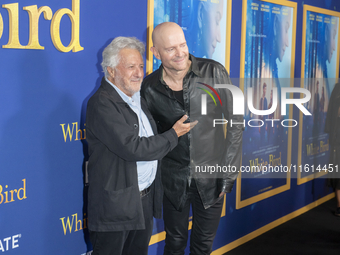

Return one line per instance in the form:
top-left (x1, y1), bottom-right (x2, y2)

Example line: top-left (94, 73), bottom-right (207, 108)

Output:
top-left (86, 77), bottom-right (178, 231)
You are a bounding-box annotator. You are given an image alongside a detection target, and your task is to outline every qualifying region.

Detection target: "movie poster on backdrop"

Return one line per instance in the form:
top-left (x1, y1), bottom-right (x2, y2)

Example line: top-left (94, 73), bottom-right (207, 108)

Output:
top-left (237, 0), bottom-right (297, 209)
top-left (298, 5), bottom-right (340, 185)
top-left (146, 0), bottom-right (231, 74)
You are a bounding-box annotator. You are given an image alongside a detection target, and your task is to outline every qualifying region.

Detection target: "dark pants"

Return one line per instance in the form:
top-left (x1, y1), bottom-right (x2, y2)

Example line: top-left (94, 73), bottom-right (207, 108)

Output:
top-left (163, 180), bottom-right (223, 255)
top-left (89, 185), bottom-right (154, 255)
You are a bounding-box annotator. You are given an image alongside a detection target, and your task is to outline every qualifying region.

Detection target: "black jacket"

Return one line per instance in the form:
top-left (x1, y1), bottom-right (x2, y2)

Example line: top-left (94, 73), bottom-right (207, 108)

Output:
top-left (141, 55), bottom-right (243, 210)
top-left (86, 78), bottom-right (178, 231)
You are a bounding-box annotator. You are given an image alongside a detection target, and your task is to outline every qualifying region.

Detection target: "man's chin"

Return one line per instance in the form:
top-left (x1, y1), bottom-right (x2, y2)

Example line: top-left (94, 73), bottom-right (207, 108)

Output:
top-left (128, 84), bottom-right (141, 93)
top-left (173, 60), bottom-right (189, 70)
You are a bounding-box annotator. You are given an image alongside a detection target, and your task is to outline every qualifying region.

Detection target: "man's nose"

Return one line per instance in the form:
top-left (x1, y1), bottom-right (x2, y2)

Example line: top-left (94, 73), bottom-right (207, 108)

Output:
top-left (135, 67), bottom-right (143, 77)
top-left (175, 48), bottom-right (182, 57)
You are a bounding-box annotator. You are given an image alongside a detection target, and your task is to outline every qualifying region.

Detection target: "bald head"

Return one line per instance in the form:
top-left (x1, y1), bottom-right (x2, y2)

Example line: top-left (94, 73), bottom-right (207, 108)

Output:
top-left (150, 22), bottom-right (190, 73)
top-left (152, 22), bottom-right (185, 48)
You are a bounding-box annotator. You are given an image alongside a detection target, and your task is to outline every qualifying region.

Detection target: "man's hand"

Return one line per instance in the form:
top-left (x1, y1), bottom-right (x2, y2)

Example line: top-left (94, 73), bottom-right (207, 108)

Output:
top-left (219, 191), bottom-right (226, 198)
top-left (172, 115), bottom-right (198, 137)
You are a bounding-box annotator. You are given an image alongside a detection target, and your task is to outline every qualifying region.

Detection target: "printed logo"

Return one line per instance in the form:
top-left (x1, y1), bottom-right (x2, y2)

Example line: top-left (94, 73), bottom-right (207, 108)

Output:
top-left (0, 179), bottom-right (27, 205)
top-left (0, 0), bottom-right (83, 52)
top-left (199, 84), bottom-right (311, 116)
top-left (197, 82), bottom-right (222, 105)
top-left (0, 234), bottom-right (21, 252)
top-left (60, 122), bottom-right (86, 142)
top-left (197, 83), bottom-right (312, 128)
top-left (60, 213), bottom-right (88, 235)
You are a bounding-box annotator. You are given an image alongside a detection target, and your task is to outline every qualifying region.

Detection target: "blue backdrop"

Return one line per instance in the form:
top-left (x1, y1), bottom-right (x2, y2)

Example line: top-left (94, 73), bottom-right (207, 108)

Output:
top-left (0, 0), bottom-right (338, 254)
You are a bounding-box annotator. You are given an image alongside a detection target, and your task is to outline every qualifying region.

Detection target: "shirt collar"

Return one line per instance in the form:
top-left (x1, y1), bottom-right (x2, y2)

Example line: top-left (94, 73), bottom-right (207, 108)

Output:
top-left (189, 54), bottom-right (202, 77)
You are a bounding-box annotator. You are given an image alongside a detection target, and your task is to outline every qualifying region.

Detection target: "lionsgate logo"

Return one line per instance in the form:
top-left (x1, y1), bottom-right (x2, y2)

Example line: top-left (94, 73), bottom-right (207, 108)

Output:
top-left (197, 82), bottom-right (312, 128)
top-left (0, 234), bottom-right (21, 252)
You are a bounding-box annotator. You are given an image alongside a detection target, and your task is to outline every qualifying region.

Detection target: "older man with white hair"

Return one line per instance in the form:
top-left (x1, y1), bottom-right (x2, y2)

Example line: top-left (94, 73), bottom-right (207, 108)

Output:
top-left (86, 36), bottom-right (196, 255)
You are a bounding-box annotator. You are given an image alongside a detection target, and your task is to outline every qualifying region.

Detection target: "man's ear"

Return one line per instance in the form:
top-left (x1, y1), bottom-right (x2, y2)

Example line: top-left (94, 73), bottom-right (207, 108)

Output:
top-left (151, 46), bottom-right (161, 60)
top-left (107, 66), bottom-right (115, 78)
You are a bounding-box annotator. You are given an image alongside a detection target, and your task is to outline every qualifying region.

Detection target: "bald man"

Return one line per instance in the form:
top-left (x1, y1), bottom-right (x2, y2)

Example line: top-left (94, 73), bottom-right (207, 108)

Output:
top-left (141, 22), bottom-right (243, 254)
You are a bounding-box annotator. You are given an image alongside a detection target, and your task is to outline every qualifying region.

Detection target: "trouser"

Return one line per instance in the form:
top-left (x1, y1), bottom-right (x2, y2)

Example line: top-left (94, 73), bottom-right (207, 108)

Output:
top-left (163, 179), bottom-right (223, 255)
top-left (89, 183), bottom-right (154, 255)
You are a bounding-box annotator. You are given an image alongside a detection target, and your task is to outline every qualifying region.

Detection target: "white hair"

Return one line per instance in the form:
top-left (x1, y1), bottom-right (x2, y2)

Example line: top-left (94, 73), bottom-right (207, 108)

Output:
top-left (101, 37), bottom-right (145, 78)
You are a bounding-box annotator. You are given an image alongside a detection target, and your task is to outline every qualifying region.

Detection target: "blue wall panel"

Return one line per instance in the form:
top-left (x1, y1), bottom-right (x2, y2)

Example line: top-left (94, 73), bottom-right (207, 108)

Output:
top-left (0, 0), bottom-right (339, 254)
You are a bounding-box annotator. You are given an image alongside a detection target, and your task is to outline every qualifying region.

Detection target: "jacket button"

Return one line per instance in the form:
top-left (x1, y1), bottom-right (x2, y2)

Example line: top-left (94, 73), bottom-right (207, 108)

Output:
top-left (134, 124), bottom-right (138, 129)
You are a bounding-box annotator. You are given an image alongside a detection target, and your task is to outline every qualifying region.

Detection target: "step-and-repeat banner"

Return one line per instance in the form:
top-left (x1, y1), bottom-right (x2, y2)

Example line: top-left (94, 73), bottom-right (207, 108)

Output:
top-left (0, 0), bottom-right (337, 254)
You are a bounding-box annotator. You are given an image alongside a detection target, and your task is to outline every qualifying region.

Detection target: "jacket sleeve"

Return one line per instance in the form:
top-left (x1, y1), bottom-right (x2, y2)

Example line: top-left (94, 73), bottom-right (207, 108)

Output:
top-left (86, 92), bottom-right (178, 162)
top-left (218, 68), bottom-right (244, 193)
